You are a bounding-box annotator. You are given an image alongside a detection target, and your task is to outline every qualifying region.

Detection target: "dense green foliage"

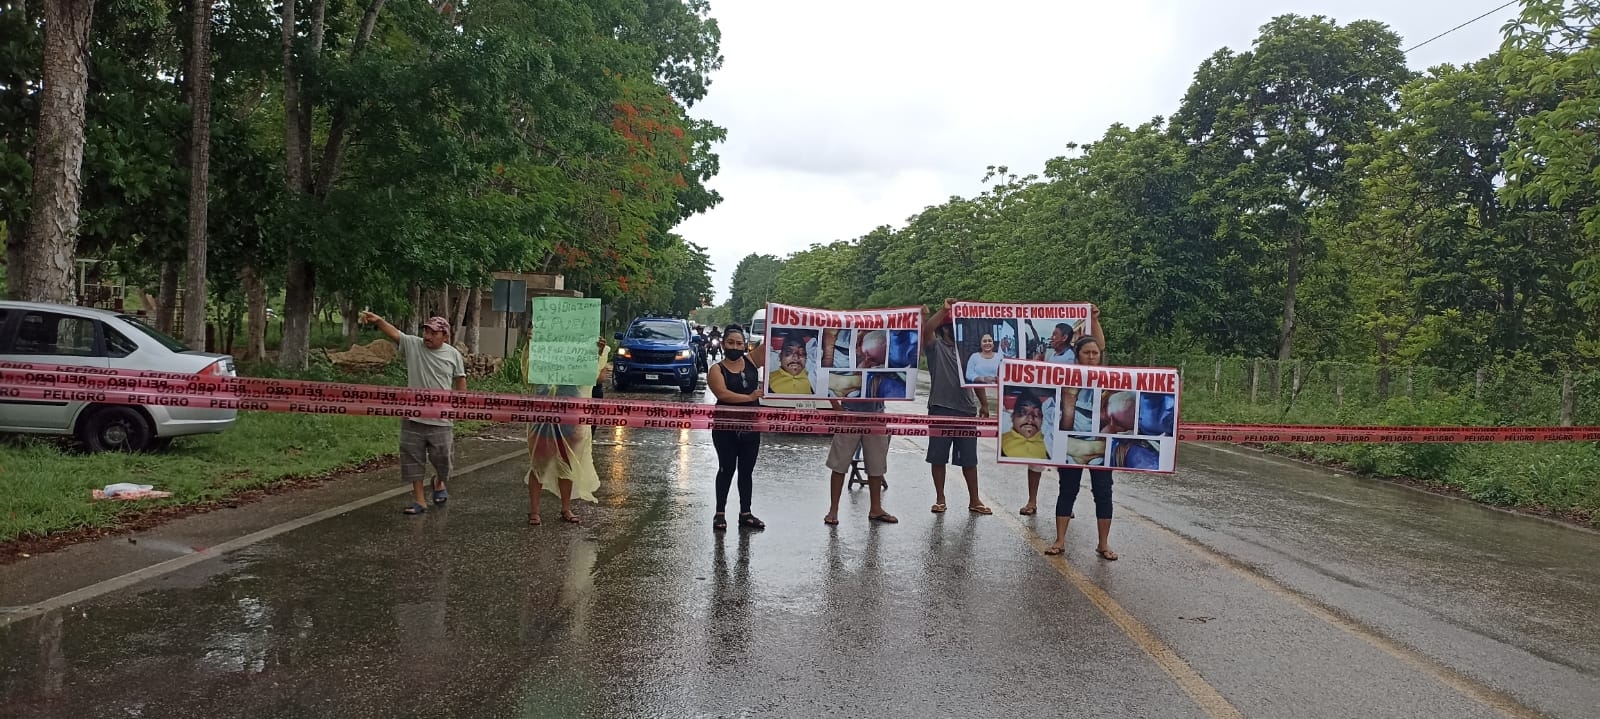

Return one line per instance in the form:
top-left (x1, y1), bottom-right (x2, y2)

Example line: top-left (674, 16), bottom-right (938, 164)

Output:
top-left (731, 8), bottom-right (1600, 522)
top-left (756, 9), bottom-right (1600, 375)
top-left (1, 0), bottom-right (723, 359)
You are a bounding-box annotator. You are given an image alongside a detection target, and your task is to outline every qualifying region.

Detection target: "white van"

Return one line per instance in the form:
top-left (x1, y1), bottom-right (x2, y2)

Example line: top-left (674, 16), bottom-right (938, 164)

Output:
top-left (747, 308), bottom-right (766, 345)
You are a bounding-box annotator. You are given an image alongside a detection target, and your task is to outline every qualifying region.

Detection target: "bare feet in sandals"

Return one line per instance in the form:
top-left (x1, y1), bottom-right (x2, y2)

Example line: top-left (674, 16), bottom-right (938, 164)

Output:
top-left (1019, 503), bottom-right (1037, 516)
top-left (528, 513), bottom-right (541, 526)
top-left (1096, 547), bottom-right (1119, 561)
top-left (968, 504), bottom-right (993, 515)
top-left (1044, 544), bottom-right (1064, 556)
top-left (823, 512), bottom-right (839, 526)
top-left (562, 510), bottom-right (580, 524)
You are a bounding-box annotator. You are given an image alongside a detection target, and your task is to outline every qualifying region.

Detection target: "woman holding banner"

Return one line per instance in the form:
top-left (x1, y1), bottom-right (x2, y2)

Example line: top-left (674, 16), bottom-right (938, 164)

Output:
top-left (525, 337), bottom-right (612, 526)
top-left (1019, 307), bottom-right (1103, 516)
top-left (707, 325), bottom-right (767, 531)
top-left (1042, 328), bottom-right (1118, 561)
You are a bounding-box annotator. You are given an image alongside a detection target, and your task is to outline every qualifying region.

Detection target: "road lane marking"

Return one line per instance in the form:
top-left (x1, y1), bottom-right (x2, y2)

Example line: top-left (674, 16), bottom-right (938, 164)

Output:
top-left (989, 503), bottom-right (1246, 719)
top-left (0, 448), bottom-right (525, 629)
top-left (897, 431), bottom-right (1242, 717)
top-left (1119, 508), bottom-right (1545, 719)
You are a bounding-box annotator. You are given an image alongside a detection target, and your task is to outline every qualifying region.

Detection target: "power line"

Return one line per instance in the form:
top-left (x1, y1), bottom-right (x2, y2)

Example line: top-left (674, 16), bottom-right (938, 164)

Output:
top-left (1404, 0), bottom-right (1519, 54)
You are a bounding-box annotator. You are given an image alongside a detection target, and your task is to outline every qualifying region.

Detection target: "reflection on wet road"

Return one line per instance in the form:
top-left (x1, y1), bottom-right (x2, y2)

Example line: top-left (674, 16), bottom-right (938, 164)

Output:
top-left (2, 387), bottom-right (1597, 718)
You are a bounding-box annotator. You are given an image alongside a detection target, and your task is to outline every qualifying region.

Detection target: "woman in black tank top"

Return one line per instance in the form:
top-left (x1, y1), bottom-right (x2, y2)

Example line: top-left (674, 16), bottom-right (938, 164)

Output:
top-left (706, 325), bottom-right (767, 531)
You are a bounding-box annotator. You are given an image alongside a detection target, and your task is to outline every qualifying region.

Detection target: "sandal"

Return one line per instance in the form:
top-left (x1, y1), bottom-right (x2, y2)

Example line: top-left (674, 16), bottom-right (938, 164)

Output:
top-left (1043, 545), bottom-right (1064, 556)
top-left (823, 512), bottom-right (839, 526)
top-left (738, 513), bottom-right (766, 530)
top-left (930, 503), bottom-right (947, 514)
top-left (1019, 504), bottom-right (1037, 516)
top-left (713, 513), bottom-right (727, 532)
top-left (528, 513), bottom-right (541, 526)
top-left (432, 488), bottom-right (449, 506)
top-left (868, 513), bottom-right (899, 524)
top-left (562, 510), bottom-right (580, 524)
top-left (402, 503), bottom-right (426, 515)
top-left (1097, 547), bottom-right (1119, 561)
top-left (968, 505), bottom-right (993, 515)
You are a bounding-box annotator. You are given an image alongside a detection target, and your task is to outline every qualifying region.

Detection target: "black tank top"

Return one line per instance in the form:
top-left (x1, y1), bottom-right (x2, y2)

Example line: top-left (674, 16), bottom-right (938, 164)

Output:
top-left (716, 360), bottom-right (761, 407)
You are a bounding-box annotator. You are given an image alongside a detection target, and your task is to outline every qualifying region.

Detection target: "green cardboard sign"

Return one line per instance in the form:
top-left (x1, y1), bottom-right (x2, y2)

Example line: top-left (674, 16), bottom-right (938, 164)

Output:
top-left (526, 297), bottom-right (601, 386)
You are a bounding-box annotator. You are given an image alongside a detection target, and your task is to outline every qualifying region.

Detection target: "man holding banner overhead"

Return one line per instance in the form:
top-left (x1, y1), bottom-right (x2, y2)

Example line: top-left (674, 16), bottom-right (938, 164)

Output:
top-left (924, 298), bottom-right (992, 515)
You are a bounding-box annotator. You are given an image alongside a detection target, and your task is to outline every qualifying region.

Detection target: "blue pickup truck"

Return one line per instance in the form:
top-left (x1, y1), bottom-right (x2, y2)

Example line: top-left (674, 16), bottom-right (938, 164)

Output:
top-left (613, 316), bottom-right (699, 393)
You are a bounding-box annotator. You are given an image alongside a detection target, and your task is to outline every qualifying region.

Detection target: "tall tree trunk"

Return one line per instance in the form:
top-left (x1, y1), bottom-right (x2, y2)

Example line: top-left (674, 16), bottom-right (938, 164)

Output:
top-left (450, 285), bottom-right (468, 348)
top-left (464, 285), bottom-right (480, 354)
top-left (1276, 236), bottom-right (1300, 363)
top-left (277, 0), bottom-right (317, 370)
top-left (241, 265), bottom-right (268, 360)
top-left (437, 286), bottom-right (451, 328)
top-left (157, 260), bottom-right (179, 333)
top-left (339, 293), bottom-right (359, 344)
top-left (21, 0), bottom-right (95, 303)
top-left (408, 283), bottom-right (423, 334)
top-left (280, 258), bottom-right (315, 368)
top-left (182, 0), bottom-right (214, 350)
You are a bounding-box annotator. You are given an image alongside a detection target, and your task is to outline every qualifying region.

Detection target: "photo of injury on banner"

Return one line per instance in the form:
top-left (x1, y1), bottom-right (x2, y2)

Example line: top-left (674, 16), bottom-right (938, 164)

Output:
top-left (763, 303), bottom-right (922, 401)
top-left (951, 302), bottom-right (1095, 387)
top-left (996, 358), bottom-right (1180, 473)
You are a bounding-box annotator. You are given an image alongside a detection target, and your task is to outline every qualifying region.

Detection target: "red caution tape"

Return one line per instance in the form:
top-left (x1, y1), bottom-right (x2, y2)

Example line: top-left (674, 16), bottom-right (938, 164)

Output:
top-left (1176, 424), bottom-right (1600, 443)
top-left (6, 363), bottom-right (1596, 443)
top-left (0, 365), bottom-right (990, 439)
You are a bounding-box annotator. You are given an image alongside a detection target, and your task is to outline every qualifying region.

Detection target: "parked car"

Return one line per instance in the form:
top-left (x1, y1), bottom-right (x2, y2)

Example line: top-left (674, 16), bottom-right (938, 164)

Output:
top-left (612, 316), bottom-right (698, 393)
top-left (0, 301), bottom-right (238, 452)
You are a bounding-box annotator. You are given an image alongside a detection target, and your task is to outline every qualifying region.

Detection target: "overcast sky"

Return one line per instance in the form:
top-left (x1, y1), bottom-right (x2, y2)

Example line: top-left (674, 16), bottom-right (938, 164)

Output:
top-left (674, 0), bottom-right (1520, 303)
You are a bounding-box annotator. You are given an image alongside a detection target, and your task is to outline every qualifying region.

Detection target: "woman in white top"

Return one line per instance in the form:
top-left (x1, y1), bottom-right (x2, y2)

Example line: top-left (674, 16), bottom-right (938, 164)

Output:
top-left (964, 333), bottom-right (1004, 384)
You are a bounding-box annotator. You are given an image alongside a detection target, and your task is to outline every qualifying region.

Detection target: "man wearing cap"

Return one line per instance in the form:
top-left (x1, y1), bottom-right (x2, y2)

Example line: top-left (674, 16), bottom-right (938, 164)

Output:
top-left (361, 312), bottom-right (469, 515)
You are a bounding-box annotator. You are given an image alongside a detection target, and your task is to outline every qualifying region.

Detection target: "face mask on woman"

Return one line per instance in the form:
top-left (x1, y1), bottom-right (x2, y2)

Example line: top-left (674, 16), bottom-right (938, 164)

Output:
top-left (724, 348), bottom-right (746, 361)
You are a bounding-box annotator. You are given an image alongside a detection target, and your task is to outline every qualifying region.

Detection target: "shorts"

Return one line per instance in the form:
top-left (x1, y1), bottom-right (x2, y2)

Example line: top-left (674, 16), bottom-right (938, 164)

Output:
top-left (925, 405), bottom-right (979, 468)
top-left (400, 419), bottom-right (453, 483)
top-left (826, 432), bottom-right (890, 476)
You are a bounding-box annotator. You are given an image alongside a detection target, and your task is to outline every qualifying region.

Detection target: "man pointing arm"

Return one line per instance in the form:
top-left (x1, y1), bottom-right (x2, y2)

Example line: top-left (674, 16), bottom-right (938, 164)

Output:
top-left (361, 311), bottom-right (468, 514)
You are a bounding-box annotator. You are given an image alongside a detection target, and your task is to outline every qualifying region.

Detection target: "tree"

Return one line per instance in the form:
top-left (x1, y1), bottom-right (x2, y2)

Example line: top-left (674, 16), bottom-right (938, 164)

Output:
top-left (1015, 124), bottom-right (1228, 355)
top-left (1502, 0), bottom-right (1600, 312)
top-left (728, 253), bottom-right (784, 322)
top-left (1347, 53), bottom-right (1578, 370)
top-left (17, 0), bottom-right (95, 302)
top-left (183, 0), bottom-right (213, 348)
top-left (1172, 15), bottom-right (1411, 361)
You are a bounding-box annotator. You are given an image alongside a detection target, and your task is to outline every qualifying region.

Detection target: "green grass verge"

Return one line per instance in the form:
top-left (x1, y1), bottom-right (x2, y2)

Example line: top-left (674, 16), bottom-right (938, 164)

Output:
top-left (0, 412), bottom-right (400, 542)
top-left (0, 363), bottom-right (525, 544)
top-left (1180, 392), bottom-right (1600, 526)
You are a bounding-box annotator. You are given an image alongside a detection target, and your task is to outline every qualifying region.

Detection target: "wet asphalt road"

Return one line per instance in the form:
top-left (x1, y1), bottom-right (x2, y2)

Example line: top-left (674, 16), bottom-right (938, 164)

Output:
top-left (2, 383), bottom-right (1598, 718)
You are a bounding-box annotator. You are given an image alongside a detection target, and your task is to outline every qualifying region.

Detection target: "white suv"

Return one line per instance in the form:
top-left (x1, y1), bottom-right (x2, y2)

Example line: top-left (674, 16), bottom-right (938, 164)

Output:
top-left (0, 301), bottom-right (238, 451)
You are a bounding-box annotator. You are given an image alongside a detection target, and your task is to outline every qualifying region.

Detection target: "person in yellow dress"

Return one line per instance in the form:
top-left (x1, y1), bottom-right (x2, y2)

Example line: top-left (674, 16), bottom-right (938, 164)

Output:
top-left (524, 337), bottom-right (611, 526)
top-left (1000, 388), bottom-right (1050, 460)
top-left (768, 331), bottom-right (815, 395)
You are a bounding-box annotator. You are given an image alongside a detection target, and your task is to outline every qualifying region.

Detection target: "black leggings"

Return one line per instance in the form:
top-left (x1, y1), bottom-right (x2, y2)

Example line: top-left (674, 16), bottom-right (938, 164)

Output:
top-left (1057, 467), bottom-right (1113, 519)
top-left (712, 430), bottom-right (760, 514)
